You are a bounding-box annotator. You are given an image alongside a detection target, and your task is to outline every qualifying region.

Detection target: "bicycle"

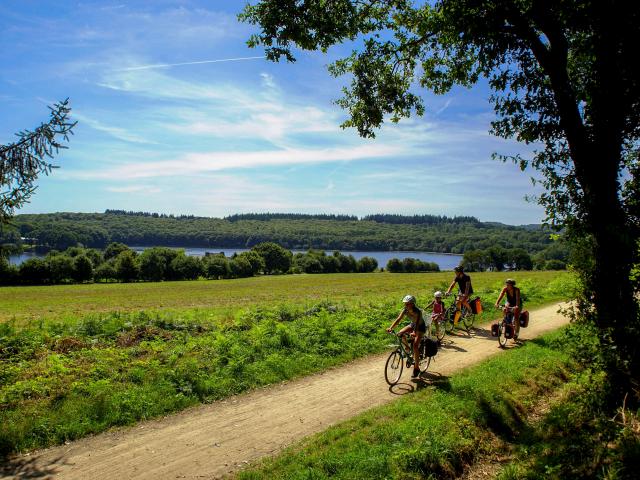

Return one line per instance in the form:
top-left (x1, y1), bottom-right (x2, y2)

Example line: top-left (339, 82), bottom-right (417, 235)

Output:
top-left (384, 331), bottom-right (432, 385)
top-left (429, 313), bottom-right (446, 342)
top-left (442, 294), bottom-right (475, 333)
top-left (494, 305), bottom-right (518, 347)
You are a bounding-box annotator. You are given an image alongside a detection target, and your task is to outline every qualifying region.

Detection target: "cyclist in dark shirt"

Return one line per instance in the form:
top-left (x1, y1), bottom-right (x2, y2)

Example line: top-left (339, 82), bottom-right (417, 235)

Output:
top-left (445, 265), bottom-right (473, 314)
top-left (495, 278), bottom-right (522, 339)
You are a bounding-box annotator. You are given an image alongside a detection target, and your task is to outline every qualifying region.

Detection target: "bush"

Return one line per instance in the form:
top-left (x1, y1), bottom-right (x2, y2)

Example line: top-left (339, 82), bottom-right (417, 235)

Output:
top-left (72, 255), bottom-right (94, 283)
top-left (94, 262), bottom-right (117, 282)
top-left (138, 249), bottom-right (167, 281)
top-left (229, 256), bottom-right (254, 278)
top-left (204, 254), bottom-right (230, 279)
top-left (252, 242), bottom-right (292, 274)
top-left (544, 259), bottom-right (567, 270)
top-left (357, 256), bottom-right (378, 273)
top-left (19, 258), bottom-right (50, 285)
top-left (115, 251), bottom-right (139, 282)
top-left (171, 255), bottom-right (204, 281)
top-left (0, 257), bottom-right (19, 285)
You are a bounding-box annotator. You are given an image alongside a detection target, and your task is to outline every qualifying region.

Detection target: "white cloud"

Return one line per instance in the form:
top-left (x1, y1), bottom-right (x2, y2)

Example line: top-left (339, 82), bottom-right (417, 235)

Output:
top-left (105, 185), bottom-right (161, 194)
top-left (67, 143), bottom-right (410, 180)
top-left (74, 112), bottom-right (156, 144)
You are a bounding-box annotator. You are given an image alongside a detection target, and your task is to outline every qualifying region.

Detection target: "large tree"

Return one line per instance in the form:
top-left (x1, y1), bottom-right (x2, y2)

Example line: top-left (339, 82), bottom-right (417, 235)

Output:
top-left (241, 1), bottom-right (640, 395)
top-left (0, 99), bottom-right (76, 225)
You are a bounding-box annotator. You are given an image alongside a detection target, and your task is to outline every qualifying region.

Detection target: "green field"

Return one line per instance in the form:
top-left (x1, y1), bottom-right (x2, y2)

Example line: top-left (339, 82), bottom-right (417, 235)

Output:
top-left (0, 270), bottom-right (568, 325)
top-left (0, 271), bottom-right (575, 457)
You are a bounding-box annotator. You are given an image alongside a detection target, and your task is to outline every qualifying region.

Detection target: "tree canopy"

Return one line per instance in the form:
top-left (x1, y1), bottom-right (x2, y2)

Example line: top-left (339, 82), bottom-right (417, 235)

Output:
top-left (0, 99), bottom-right (76, 225)
top-left (241, 0), bottom-right (640, 398)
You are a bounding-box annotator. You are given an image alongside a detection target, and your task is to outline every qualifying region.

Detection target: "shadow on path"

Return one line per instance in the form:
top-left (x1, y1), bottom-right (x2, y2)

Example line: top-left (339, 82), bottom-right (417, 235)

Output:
top-left (0, 454), bottom-right (65, 479)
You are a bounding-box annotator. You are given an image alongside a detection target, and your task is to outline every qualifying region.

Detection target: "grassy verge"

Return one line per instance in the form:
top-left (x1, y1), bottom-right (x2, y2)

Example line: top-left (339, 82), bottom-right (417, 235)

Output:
top-left (496, 361), bottom-right (640, 479)
top-left (235, 331), bottom-right (575, 480)
top-left (0, 271), bottom-right (574, 457)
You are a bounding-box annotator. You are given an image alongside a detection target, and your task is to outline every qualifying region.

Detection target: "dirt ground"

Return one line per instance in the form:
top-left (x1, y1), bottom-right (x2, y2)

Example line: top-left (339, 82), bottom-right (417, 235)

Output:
top-left (1, 302), bottom-right (569, 480)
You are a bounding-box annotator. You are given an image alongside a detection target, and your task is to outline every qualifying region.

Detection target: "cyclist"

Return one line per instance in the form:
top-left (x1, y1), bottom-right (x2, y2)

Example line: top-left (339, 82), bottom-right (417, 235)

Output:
top-left (425, 291), bottom-right (446, 342)
top-left (387, 294), bottom-right (426, 378)
top-left (495, 278), bottom-right (522, 339)
top-left (445, 266), bottom-right (473, 322)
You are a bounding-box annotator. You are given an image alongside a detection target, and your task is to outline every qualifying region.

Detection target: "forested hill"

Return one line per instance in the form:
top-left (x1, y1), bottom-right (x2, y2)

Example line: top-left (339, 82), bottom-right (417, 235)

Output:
top-left (5, 211), bottom-right (552, 253)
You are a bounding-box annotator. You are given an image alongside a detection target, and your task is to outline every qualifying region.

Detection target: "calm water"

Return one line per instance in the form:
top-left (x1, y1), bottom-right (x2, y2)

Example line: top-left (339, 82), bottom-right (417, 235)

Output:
top-left (9, 247), bottom-right (462, 271)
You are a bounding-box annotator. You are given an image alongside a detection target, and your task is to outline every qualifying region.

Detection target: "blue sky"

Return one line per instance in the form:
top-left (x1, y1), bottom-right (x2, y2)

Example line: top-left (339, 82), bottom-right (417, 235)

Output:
top-left (0, 1), bottom-right (546, 224)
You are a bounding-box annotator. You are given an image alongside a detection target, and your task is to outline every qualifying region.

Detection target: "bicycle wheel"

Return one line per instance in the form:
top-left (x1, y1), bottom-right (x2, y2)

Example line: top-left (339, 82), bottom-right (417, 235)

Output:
top-left (384, 349), bottom-right (404, 385)
top-left (462, 311), bottom-right (475, 330)
top-left (433, 319), bottom-right (446, 342)
top-left (498, 321), bottom-right (508, 347)
top-left (418, 346), bottom-right (431, 373)
top-left (444, 307), bottom-right (456, 334)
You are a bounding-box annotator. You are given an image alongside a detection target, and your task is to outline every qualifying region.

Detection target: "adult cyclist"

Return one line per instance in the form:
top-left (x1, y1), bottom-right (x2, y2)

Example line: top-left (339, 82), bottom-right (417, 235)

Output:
top-left (387, 295), bottom-right (426, 378)
top-left (495, 278), bottom-right (522, 339)
top-left (445, 265), bottom-right (473, 319)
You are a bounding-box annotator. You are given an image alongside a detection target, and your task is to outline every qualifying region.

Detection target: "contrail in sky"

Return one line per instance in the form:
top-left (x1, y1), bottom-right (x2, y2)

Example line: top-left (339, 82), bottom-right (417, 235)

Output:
top-left (118, 55), bottom-right (266, 71)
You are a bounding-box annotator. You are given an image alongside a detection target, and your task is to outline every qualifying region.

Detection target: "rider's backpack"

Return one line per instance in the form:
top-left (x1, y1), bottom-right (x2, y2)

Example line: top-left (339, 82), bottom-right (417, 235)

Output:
top-left (519, 310), bottom-right (530, 328)
top-left (491, 322), bottom-right (499, 337)
top-left (470, 296), bottom-right (483, 314)
top-left (423, 337), bottom-right (439, 357)
top-left (504, 324), bottom-right (514, 339)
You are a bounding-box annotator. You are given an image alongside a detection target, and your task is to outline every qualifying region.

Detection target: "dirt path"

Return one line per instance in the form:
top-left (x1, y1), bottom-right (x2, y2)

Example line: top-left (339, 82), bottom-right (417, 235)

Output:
top-left (2, 302), bottom-right (568, 480)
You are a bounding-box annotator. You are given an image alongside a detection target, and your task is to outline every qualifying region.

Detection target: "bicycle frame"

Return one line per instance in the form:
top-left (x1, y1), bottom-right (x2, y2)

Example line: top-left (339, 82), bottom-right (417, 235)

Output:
top-left (384, 331), bottom-right (431, 385)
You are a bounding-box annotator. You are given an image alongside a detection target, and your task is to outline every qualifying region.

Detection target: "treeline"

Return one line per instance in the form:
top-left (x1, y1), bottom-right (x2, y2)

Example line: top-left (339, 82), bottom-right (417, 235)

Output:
top-left (386, 257), bottom-right (440, 273)
top-left (3, 211), bottom-right (554, 254)
top-left (104, 209), bottom-right (203, 219)
top-left (461, 241), bottom-right (570, 272)
top-left (225, 213), bottom-right (358, 222)
top-left (362, 214), bottom-right (479, 225)
top-left (0, 242), bottom-right (383, 286)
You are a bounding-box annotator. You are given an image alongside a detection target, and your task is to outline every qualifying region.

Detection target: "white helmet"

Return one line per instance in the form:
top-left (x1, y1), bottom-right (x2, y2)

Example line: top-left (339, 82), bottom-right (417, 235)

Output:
top-left (402, 294), bottom-right (416, 304)
top-left (434, 291), bottom-right (443, 298)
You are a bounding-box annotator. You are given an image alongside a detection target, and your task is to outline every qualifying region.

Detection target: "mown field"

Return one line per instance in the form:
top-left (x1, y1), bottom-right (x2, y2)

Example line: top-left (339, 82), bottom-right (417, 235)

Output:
top-left (0, 271), bottom-right (575, 457)
top-left (0, 270), bottom-right (566, 325)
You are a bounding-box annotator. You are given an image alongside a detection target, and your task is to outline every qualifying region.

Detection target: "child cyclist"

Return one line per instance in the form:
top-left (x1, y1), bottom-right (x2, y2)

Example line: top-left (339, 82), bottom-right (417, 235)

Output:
top-left (495, 278), bottom-right (522, 339)
top-left (387, 295), bottom-right (427, 378)
top-left (425, 291), bottom-right (446, 341)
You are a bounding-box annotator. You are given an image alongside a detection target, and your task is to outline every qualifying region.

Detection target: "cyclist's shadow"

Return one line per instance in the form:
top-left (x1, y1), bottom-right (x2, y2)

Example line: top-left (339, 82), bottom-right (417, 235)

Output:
top-left (388, 372), bottom-right (451, 395)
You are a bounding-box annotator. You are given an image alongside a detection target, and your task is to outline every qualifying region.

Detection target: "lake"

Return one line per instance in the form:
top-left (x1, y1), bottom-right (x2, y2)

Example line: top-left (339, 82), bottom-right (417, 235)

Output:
top-left (9, 247), bottom-right (463, 271)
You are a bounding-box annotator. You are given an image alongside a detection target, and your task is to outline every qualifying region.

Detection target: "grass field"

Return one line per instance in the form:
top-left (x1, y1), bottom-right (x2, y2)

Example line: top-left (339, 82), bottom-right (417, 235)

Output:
top-left (0, 270), bottom-right (575, 457)
top-left (0, 270), bottom-right (569, 325)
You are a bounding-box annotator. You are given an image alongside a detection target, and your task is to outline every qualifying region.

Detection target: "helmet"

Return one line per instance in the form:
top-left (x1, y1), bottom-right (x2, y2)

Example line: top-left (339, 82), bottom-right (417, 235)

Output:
top-left (454, 265), bottom-right (464, 273)
top-left (402, 294), bottom-right (416, 304)
top-left (434, 291), bottom-right (443, 298)
top-left (505, 278), bottom-right (516, 286)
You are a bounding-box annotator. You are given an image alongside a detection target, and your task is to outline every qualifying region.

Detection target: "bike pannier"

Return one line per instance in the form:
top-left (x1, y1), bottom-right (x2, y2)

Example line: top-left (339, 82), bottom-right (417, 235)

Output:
top-left (423, 338), bottom-right (439, 357)
top-left (519, 310), bottom-right (529, 328)
top-left (504, 324), bottom-right (514, 339)
top-left (491, 322), bottom-right (499, 337)
top-left (470, 296), bottom-right (483, 314)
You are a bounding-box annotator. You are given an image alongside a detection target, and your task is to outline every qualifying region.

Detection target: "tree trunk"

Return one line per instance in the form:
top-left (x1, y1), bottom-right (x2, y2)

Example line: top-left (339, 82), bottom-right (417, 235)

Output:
top-left (579, 143), bottom-right (639, 400)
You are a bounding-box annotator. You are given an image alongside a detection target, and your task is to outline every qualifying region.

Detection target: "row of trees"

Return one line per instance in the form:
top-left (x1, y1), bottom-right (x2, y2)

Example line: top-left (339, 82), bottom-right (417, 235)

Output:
top-left (386, 257), bottom-right (440, 273)
top-left (291, 250), bottom-right (378, 274)
top-left (0, 242), bottom-right (386, 286)
top-left (461, 240), bottom-right (571, 272)
top-left (6, 211), bottom-right (554, 254)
